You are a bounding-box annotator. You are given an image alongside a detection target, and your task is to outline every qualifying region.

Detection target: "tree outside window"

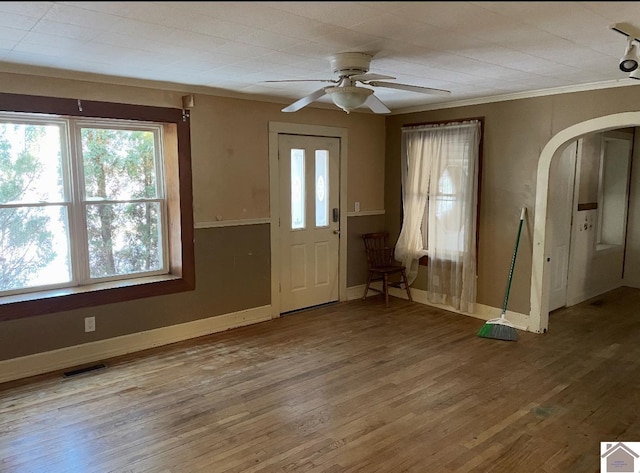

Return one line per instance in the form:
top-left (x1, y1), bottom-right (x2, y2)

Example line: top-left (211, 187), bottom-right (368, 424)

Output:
top-left (0, 116), bottom-right (168, 296)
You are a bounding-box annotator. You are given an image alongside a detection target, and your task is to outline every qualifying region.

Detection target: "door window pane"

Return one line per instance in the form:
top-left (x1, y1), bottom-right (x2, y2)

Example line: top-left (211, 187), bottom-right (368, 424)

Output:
top-left (315, 150), bottom-right (329, 227)
top-left (291, 149), bottom-right (305, 229)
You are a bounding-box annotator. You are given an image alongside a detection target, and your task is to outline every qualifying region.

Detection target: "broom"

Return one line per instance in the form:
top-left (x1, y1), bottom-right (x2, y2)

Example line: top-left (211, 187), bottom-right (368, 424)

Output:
top-left (477, 207), bottom-right (526, 341)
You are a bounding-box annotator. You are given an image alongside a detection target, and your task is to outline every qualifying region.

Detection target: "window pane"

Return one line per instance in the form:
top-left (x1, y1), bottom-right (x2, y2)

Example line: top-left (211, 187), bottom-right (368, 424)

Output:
top-left (0, 206), bottom-right (71, 291)
top-left (86, 202), bottom-right (163, 278)
top-left (0, 122), bottom-right (65, 203)
top-left (315, 150), bottom-right (329, 227)
top-left (81, 128), bottom-right (158, 200)
top-left (599, 139), bottom-right (631, 246)
top-left (291, 149), bottom-right (305, 230)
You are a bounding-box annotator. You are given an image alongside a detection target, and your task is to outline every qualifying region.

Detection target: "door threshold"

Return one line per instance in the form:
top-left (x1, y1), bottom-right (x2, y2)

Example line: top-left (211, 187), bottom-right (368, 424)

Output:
top-left (281, 300), bottom-right (339, 316)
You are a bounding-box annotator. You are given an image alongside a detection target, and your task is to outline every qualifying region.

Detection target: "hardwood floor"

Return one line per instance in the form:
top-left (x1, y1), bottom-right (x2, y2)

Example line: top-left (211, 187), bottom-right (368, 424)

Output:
top-left (2, 288), bottom-right (640, 472)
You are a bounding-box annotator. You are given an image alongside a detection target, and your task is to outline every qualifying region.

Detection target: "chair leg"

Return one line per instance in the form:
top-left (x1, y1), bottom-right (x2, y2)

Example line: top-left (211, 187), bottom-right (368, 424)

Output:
top-left (363, 271), bottom-right (373, 300)
top-left (383, 273), bottom-right (389, 307)
top-left (401, 269), bottom-right (412, 302)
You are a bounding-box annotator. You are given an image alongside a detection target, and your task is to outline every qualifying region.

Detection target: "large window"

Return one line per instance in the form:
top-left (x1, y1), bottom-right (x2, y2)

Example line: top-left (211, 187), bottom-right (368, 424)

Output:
top-left (1, 117), bottom-right (167, 294)
top-left (0, 93), bottom-right (194, 320)
top-left (395, 119), bottom-right (482, 312)
top-left (420, 138), bottom-right (475, 256)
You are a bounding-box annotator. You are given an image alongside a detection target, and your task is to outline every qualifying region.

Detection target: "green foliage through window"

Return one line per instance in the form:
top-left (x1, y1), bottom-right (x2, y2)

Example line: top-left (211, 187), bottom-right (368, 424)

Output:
top-left (0, 116), bottom-right (167, 295)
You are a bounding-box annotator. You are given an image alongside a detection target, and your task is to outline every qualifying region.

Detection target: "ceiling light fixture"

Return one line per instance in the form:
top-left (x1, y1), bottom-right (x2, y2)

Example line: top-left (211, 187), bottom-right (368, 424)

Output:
top-left (611, 23), bottom-right (640, 75)
top-left (620, 38), bottom-right (639, 72)
top-left (325, 86), bottom-right (373, 114)
top-left (630, 68), bottom-right (640, 80)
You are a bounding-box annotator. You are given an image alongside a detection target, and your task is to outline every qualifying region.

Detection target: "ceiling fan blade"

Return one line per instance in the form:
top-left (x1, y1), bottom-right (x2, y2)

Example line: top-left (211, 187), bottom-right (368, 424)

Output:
top-left (368, 81), bottom-right (451, 96)
top-left (350, 72), bottom-right (396, 81)
top-left (282, 87), bottom-right (328, 113)
top-left (364, 94), bottom-right (391, 114)
top-left (263, 79), bottom-right (338, 84)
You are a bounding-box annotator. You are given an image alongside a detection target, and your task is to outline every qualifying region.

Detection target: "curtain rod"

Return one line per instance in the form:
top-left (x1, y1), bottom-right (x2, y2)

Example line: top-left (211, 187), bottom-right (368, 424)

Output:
top-left (402, 120), bottom-right (480, 132)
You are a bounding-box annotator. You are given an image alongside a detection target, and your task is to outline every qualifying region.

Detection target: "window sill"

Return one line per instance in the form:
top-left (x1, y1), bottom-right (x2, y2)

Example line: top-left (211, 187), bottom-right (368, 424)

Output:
top-left (0, 274), bottom-right (193, 322)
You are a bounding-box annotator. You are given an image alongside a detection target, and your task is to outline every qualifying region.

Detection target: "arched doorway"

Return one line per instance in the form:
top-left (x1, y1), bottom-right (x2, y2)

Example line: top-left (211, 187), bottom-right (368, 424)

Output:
top-left (530, 112), bottom-right (640, 334)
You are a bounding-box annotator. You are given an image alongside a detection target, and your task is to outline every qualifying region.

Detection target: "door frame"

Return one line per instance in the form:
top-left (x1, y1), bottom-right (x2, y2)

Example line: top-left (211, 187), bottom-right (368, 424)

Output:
top-left (531, 111), bottom-right (640, 334)
top-left (548, 140), bottom-right (578, 312)
top-left (268, 122), bottom-right (348, 318)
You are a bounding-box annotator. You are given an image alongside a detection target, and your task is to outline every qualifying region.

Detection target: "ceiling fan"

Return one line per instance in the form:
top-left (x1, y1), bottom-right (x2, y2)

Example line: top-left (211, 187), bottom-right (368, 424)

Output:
top-left (265, 52), bottom-right (451, 114)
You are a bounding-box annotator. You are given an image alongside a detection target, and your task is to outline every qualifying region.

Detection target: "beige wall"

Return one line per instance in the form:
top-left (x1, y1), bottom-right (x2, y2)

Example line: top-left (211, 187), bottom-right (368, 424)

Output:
top-left (4, 67), bottom-right (640, 368)
top-left (0, 71), bottom-right (385, 362)
top-left (189, 93), bottom-right (386, 223)
top-left (385, 86), bottom-right (640, 315)
top-left (0, 226), bottom-right (270, 359)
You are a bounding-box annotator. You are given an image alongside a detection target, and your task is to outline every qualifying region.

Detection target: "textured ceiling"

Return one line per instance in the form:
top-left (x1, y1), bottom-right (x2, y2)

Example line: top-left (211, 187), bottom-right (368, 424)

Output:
top-left (1, 1), bottom-right (640, 114)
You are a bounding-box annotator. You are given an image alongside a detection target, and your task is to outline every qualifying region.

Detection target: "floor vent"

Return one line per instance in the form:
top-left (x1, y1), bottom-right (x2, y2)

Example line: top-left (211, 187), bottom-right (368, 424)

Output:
top-left (63, 363), bottom-right (107, 378)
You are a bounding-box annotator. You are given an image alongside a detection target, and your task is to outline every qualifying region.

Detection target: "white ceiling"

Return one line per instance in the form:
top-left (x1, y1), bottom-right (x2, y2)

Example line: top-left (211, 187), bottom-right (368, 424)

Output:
top-left (1, 1), bottom-right (640, 114)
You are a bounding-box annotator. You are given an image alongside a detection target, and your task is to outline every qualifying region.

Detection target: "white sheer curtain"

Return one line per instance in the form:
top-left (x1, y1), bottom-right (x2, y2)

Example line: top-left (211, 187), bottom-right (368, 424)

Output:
top-left (395, 120), bottom-right (480, 313)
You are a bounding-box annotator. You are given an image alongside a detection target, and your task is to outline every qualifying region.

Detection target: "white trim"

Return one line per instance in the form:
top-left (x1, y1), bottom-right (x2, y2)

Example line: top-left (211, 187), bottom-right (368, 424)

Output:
top-left (347, 284), bottom-right (367, 301)
top-left (194, 218), bottom-right (270, 229)
top-left (268, 122), bottom-right (348, 318)
top-left (0, 305), bottom-right (272, 384)
top-left (346, 209), bottom-right (385, 217)
top-left (5, 63), bottom-right (632, 117)
top-left (347, 284), bottom-right (529, 331)
top-left (0, 274), bottom-right (181, 307)
top-left (471, 303), bottom-right (529, 332)
top-left (269, 126), bottom-right (281, 318)
top-left (531, 112), bottom-right (640, 334)
top-left (392, 80), bottom-right (634, 115)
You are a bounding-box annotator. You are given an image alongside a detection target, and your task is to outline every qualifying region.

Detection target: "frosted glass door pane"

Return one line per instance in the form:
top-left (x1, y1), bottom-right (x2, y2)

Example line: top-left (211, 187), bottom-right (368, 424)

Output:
top-left (315, 150), bottom-right (329, 227)
top-left (291, 149), bottom-right (305, 229)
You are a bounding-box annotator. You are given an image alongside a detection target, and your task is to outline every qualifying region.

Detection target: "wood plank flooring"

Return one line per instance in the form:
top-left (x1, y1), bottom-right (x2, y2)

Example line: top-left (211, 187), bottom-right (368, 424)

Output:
top-left (2, 287), bottom-right (640, 472)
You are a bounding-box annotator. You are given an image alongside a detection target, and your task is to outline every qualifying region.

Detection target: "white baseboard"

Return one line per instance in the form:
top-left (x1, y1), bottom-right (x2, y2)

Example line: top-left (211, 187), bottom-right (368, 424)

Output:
top-left (346, 284), bottom-right (367, 300)
top-left (2, 287), bottom-right (532, 385)
top-left (0, 305), bottom-right (272, 384)
top-left (346, 284), bottom-right (530, 332)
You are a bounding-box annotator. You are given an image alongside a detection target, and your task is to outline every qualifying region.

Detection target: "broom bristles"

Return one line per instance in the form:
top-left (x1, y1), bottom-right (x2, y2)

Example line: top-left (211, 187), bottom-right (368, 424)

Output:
top-left (477, 318), bottom-right (518, 341)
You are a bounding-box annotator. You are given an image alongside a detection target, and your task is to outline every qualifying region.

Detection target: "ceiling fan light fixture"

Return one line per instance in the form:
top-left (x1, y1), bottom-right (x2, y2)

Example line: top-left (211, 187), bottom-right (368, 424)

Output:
top-left (620, 38), bottom-right (639, 72)
top-left (325, 86), bottom-right (373, 113)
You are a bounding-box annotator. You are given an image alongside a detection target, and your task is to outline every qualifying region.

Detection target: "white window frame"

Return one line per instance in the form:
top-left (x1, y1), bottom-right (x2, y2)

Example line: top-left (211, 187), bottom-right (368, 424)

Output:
top-left (420, 139), bottom-right (472, 257)
top-left (0, 112), bottom-right (170, 297)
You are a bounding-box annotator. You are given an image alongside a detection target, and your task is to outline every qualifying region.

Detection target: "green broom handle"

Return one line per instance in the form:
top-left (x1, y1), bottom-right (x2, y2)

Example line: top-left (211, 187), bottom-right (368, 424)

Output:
top-left (502, 208), bottom-right (526, 314)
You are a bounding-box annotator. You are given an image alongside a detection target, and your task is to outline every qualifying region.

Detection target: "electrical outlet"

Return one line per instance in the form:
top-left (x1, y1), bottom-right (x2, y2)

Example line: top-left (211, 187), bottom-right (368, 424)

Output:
top-left (84, 316), bottom-right (95, 333)
top-left (355, 201), bottom-right (360, 212)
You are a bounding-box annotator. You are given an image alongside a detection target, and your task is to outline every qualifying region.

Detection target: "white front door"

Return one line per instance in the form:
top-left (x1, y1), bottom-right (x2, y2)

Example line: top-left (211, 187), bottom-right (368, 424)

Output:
top-left (278, 134), bottom-right (340, 313)
top-left (549, 141), bottom-right (577, 311)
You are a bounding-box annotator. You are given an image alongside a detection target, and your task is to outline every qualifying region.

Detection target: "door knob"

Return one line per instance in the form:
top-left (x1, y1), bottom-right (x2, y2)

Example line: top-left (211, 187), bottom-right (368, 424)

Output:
top-left (333, 229), bottom-right (340, 235)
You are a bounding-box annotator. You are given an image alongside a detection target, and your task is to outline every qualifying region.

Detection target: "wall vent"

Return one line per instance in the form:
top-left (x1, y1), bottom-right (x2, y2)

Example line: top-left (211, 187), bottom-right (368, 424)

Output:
top-left (63, 363), bottom-right (107, 378)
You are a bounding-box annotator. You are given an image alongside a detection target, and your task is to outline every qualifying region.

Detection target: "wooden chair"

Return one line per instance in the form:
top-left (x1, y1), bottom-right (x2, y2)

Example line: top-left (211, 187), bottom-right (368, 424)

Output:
top-left (362, 232), bottom-right (412, 307)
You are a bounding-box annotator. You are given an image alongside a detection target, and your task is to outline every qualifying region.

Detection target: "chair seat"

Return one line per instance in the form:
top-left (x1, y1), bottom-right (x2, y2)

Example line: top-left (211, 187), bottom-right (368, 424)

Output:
top-left (369, 265), bottom-right (406, 273)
